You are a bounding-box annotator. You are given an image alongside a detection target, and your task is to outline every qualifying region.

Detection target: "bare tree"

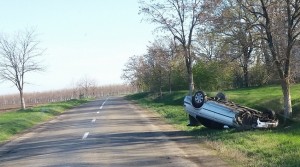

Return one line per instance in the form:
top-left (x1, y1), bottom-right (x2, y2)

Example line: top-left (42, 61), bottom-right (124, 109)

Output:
top-left (139, 0), bottom-right (219, 95)
top-left (238, 0), bottom-right (300, 119)
top-left (76, 76), bottom-right (97, 98)
top-left (0, 29), bottom-right (44, 109)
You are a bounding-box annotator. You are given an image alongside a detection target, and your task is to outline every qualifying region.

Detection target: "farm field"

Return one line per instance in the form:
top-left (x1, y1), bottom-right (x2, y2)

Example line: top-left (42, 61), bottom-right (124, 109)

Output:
top-left (126, 84), bottom-right (300, 167)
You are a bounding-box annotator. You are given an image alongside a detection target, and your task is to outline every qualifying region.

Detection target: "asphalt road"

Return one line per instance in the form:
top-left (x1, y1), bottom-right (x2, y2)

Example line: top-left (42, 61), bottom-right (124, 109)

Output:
top-left (0, 97), bottom-right (228, 167)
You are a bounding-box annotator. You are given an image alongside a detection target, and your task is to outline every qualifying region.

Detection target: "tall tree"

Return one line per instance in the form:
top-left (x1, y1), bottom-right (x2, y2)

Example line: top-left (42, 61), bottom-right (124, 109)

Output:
top-left (122, 55), bottom-right (147, 91)
top-left (194, 31), bottom-right (220, 61)
top-left (0, 29), bottom-right (44, 109)
top-left (214, 1), bottom-right (257, 87)
top-left (145, 46), bottom-right (165, 95)
top-left (139, 0), bottom-right (215, 95)
top-left (238, 0), bottom-right (300, 119)
top-left (163, 37), bottom-right (178, 93)
top-left (147, 38), bottom-right (178, 94)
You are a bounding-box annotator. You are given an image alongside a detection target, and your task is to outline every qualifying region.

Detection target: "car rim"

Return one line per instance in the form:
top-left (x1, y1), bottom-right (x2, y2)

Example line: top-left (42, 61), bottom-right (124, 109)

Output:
top-left (195, 93), bottom-right (203, 104)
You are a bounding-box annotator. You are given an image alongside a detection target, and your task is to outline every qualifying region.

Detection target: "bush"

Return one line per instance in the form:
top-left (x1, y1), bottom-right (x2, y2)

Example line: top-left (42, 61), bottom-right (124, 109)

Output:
top-left (193, 60), bottom-right (234, 91)
top-left (249, 64), bottom-right (269, 86)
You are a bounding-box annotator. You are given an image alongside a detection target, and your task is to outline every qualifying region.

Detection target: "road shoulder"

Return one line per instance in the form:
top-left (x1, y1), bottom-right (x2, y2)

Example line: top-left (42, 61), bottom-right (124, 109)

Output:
top-left (128, 100), bottom-right (230, 167)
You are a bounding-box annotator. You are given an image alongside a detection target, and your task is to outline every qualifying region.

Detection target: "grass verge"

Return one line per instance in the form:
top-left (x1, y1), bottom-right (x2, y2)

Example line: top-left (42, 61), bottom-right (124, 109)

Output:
top-left (0, 99), bottom-right (90, 143)
top-left (126, 84), bottom-right (300, 167)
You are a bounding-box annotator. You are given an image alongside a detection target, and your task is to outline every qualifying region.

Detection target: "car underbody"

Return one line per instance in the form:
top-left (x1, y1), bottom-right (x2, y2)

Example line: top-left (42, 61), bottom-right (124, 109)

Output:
top-left (183, 91), bottom-right (279, 129)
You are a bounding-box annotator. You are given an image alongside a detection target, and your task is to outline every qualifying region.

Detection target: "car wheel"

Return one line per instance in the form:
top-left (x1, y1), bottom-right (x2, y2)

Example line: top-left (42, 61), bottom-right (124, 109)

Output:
top-left (192, 91), bottom-right (206, 108)
top-left (262, 109), bottom-right (276, 120)
top-left (196, 116), bottom-right (224, 129)
top-left (216, 92), bottom-right (227, 101)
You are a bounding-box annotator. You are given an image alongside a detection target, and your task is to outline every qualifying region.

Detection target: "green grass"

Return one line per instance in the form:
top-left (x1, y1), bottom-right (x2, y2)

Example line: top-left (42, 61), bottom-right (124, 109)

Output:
top-left (0, 99), bottom-right (90, 143)
top-left (126, 84), bottom-right (300, 167)
top-left (224, 85), bottom-right (300, 118)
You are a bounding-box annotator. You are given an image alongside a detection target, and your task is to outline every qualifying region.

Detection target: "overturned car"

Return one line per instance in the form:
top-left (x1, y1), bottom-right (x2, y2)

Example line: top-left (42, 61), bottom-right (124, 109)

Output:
top-left (183, 91), bottom-right (279, 129)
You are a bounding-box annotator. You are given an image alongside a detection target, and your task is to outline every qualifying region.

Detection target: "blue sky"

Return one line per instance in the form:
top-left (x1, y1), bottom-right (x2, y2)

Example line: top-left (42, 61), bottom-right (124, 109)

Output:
top-left (0, 0), bottom-right (156, 95)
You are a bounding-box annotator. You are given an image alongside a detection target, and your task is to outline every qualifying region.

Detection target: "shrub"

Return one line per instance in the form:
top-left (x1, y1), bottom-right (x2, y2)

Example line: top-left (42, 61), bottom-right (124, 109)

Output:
top-left (193, 60), bottom-right (234, 91)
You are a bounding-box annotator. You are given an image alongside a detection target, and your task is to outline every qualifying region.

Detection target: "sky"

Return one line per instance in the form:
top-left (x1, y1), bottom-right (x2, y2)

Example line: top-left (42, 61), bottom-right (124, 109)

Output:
top-left (0, 0), bottom-right (156, 95)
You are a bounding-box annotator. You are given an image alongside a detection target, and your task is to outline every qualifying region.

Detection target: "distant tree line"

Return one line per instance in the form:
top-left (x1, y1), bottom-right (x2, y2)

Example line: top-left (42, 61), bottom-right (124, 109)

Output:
top-left (123, 0), bottom-right (300, 119)
top-left (0, 83), bottom-right (135, 110)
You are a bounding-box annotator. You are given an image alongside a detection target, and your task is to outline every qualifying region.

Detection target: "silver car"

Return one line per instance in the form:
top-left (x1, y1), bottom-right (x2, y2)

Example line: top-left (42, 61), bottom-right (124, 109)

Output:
top-left (183, 91), bottom-right (279, 129)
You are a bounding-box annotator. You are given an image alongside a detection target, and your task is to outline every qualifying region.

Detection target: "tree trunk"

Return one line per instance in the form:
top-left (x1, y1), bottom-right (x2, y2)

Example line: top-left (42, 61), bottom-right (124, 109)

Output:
top-left (281, 78), bottom-right (292, 120)
top-left (188, 66), bottom-right (194, 96)
top-left (19, 91), bottom-right (26, 110)
top-left (242, 43), bottom-right (251, 87)
top-left (260, 29), bottom-right (272, 75)
top-left (168, 72), bottom-right (172, 94)
top-left (159, 71), bottom-right (163, 98)
top-left (242, 64), bottom-right (249, 87)
top-left (184, 48), bottom-right (194, 96)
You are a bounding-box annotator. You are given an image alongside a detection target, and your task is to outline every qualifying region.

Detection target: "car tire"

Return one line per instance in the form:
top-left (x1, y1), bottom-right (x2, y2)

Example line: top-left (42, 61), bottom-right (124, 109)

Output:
top-left (216, 92), bottom-right (227, 101)
top-left (263, 109), bottom-right (276, 120)
top-left (196, 116), bottom-right (224, 129)
top-left (192, 91), bottom-right (207, 108)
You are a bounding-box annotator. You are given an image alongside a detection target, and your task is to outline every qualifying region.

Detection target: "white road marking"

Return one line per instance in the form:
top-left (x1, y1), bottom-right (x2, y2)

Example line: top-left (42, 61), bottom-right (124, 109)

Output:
top-left (82, 132), bottom-right (89, 140)
top-left (99, 97), bottom-right (109, 109)
top-left (92, 118), bottom-right (96, 123)
top-left (97, 111), bottom-right (100, 114)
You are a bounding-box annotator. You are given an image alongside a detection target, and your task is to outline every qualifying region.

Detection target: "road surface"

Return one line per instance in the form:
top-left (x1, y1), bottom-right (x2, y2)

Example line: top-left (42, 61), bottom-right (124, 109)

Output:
top-left (0, 97), bottom-right (228, 167)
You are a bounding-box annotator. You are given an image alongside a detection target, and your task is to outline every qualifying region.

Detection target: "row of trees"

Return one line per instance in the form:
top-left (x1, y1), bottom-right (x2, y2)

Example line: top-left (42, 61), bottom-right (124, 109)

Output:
top-left (122, 0), bottom-right (300, 119)
top-left (122, 37), bottom-right (188, 96)
top-left (0, 83), bottom-right (135, 110)
top-left (71, 76), bottom-right (135, 98)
